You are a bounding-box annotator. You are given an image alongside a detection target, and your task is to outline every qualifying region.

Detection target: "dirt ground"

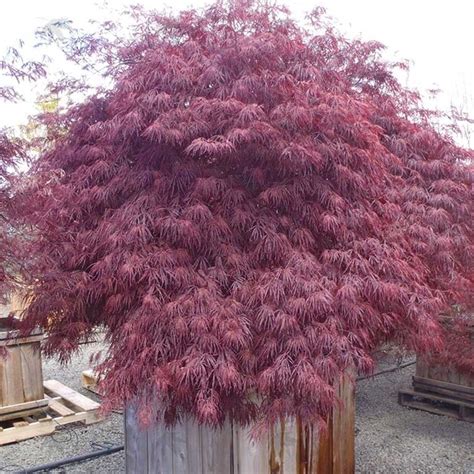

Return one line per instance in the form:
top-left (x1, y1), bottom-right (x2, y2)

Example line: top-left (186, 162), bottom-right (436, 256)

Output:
top-left (0, 343), bottom-right (473, 473)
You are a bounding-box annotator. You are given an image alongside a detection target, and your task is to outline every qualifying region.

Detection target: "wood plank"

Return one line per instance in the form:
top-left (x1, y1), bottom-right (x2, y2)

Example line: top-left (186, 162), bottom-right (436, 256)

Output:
top-left (0, 354), bottom-right (6, 406)
top-left (148, 415), bottom-right (172, 474)
top-left (413, 382), bottom-right (474, 403)
top-left (2, 347), bottom-right (24, 406)
top-left (125, 404), bottom-right (149, 474)
top-left (332, 373), bottom-right (355, 474)
top-left (0, 335), bottom-right (43, 346)
top-left (19, 342), bottom-right (44, 402)
top-left (447, 367), bottom-right (461, 385)
top-left (13, 421), bottom-right (29, 427)
top-left (214, 422), bottom-right (233, 473)
top-left (0, 407), bottom-right (48, 422)
top-left (184, 420), bottom-right (203, 474)
top-left (0, 319), bottom-right (43, 343)
top-left (317, 412), bottom-right (333, 474)
top-left (413, 377), bottom-right (474, 402)
top-left (400, 388), bottom-right (474, 408)
top-left (399, 389), bottom-right (474, 422)
top-left (0, 417), bottom-right (55, 445)
top-left (429, 362), bottom-right (450, 383)
top-left (200, 422), bottom-right (233, 474)
top-left (43, 379), bottom-right (100, 411)
top-left (400, 398), bottom-right (460, 419)
top-left (415, 358), bottom-right (429, 378)
top-left (9, 292), bottom-right (31, 316)
top-left (46, 397), bottom-right (75, 417)
top-left (82, 369), bottom-right (103, 396)
top-left (233, 423), bottom-right (268, 473)
top-left (413, 376), bottom-right (474, 396)
top-left (0, 398), bottom-right (49, 416)
top-left (171, 418), bottom-right (187, 474)
top-left (275, 418), bottom-right (299, 474)
top-left (50, 411), bottom-right (89, 425)
top-left (82, 369), bottom-right (97, 386)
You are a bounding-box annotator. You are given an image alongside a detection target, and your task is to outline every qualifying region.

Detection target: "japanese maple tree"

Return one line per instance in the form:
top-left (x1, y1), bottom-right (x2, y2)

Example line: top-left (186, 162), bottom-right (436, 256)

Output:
top-left (15, 1), bottom-right (473, 429)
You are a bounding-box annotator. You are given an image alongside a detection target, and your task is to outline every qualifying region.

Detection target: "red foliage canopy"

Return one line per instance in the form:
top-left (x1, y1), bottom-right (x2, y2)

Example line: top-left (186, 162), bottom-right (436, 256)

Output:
top-left (16, 2), bottom-right (473, 428)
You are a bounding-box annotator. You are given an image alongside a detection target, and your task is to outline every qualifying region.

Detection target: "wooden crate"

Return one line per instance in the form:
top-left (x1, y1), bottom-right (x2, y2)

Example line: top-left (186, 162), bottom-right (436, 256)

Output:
top-left (0, 379), bottom-right (103, 445)
top-left (0, 318), bottom-right (46, 417)
top-left (414, 358), bottom-right (474, 397)
top-left (398, 356), bottom-right (474, 422)
top-left (413, 314), bottom-right (474, 400)
top-left (125, 374), bottom-right (354, 474)
top-left (399, 314), bottom-right (474, 421)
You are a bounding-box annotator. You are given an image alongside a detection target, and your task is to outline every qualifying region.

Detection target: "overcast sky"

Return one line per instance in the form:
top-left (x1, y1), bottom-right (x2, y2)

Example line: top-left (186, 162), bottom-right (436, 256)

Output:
top-left (1, 0), bottom-right (473, 139)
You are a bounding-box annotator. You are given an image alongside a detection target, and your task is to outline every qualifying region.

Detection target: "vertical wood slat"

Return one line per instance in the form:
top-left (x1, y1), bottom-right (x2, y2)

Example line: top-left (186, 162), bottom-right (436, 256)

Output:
top-left (447, 368), bottom-right (460, 385)
top-left (19, 342), bottom-right (44, 402)
top-left (125, 404), bottom-right (148, 474)
top-left (125, 373), bottom-right (355, 474)
top-left (147, 413), bottom-right (172, 474)
top-left (414, 357), bottom-right (474, 396)
top-left (316, 415), bottom-right (332, 474)
top-left (233, 424), bottom-right (268, 473)
top-left (332, 374), bottom-right (355, 474)
top-left (0, 356), bottom-right (5, 406)
top-left (3, 347), bottom-right (23, 406)
top-left (184, 421), bottom-right (202, 473)
top-left (415, 358), bottom-right (429, 378)
top-left (428, 361), bottom-right (449, 383)
top-left (0, 319), bottom-right (44, 410)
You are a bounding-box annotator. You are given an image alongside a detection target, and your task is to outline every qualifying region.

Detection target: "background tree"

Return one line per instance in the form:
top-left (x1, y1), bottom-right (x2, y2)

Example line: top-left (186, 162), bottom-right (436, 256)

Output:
top-left (0, 48), bottom-right (45, 305)
top-left (13, 1), bottom-right (473, 430)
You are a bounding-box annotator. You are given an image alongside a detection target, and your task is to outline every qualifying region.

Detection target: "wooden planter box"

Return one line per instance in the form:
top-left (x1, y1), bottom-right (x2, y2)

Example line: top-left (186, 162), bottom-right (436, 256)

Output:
top-left (414, 358), bottom-right (474, 395)
top-left (125, 375), bottom-right (354, 474)
top-left (415, 315), bottom-right (474, 401)
top-left (0, 318), bottom-right (47, 420)
top-left (399, 316), bottom-right (474, 422)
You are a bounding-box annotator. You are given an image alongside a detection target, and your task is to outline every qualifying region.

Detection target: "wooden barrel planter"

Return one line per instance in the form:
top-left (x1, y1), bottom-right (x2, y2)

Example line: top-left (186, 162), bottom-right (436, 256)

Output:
top-left (0, 318), bottom-right (47, 421)
top-left (125, 374), bottom-right (355, 474)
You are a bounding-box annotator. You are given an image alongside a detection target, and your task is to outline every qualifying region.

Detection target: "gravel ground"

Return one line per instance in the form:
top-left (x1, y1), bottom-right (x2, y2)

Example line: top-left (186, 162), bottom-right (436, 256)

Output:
top-left (0, 345), bottom-right (473, 473)
top-left (356, 357), bottom-right (474, 473)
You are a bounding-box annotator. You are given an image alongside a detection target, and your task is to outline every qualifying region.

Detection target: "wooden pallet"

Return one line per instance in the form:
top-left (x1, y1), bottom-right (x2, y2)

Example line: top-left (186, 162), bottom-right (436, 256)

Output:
top-left (0, 379), bottom-right (103, 445)
top-left (398, 388), bottom-right (474, 423)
